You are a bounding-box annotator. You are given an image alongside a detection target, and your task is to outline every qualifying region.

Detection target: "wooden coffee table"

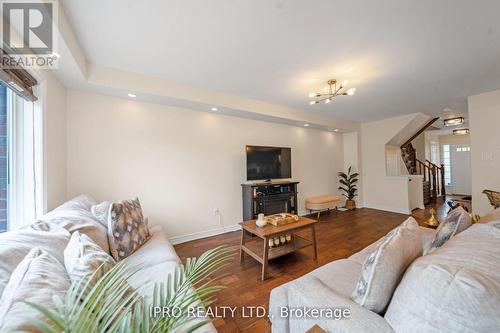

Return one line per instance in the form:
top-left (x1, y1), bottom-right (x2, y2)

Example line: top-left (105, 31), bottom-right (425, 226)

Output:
top-left (239, 216), bottom-right (317, 280)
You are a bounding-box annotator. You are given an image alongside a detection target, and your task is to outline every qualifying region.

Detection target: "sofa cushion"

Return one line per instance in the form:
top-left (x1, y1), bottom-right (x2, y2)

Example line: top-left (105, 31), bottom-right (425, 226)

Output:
top-left (91, 201), bottom-right (112, 227)
top-left (40, 195), bottom-right (110, 253)
top-left (283, 275), bottom-right (395, 333)
top-left (478, 208), bottom-right (500, 224)
top-left (107, 198), bottom-right (151, 261)
top-left (0, 247), bottom-right (70, 332)
top-left (351, 217), bottom-right (422, 313)
top-left (0, 221), bottom-right (70, 297)
top-left (121, 225), bottom-right (179, 269)
top-left (53, 194), bottom-right (96, 212)
top-left (310, 259), bottom-right (362, 297)
top-left (64, 231), bottom-right (116, 285)
top-left (428, 206), bottom-right (471, 253)
top-left (385, 223), bottom-right (500, 332)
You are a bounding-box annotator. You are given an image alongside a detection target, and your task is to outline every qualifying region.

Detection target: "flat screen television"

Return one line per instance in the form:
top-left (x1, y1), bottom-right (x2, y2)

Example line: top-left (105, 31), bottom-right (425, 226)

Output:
top-left (246, 145), bottom-right (291, 181)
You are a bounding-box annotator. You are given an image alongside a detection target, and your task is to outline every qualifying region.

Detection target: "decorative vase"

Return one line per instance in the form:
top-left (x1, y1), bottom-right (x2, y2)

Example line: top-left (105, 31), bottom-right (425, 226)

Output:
top-left (346, 200), bottom-right (356, 210)
top-left (256, 213), bottom-right (267, 227)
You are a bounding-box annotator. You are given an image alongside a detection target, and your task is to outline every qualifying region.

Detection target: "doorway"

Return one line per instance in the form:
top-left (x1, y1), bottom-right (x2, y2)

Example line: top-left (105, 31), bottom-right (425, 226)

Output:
top-left (450, 144), bottom-right (471, 195)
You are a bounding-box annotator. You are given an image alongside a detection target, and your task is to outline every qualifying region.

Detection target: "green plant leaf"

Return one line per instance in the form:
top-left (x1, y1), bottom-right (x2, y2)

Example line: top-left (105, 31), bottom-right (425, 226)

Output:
top-left (26, 246), bottom-right (235, 333)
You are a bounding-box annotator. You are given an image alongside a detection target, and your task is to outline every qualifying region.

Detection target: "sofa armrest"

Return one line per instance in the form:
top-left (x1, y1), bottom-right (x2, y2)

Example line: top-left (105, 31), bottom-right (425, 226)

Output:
top-left (281, 275), bottom-right (394, 333)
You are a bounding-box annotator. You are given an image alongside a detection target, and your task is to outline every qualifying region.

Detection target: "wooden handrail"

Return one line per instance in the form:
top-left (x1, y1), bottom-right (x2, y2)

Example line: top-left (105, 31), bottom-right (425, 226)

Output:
top-left (401, 117), bottom-right (439, 148)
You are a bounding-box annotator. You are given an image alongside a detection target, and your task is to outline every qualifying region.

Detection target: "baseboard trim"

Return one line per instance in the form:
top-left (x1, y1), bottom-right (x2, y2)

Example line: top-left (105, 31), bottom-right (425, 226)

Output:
top-left (169, 206), bottom-right (366, 245)
top-left (169, 224), bottom-right (241, 245)
top-left (362, 203), bottom-right (411, 215)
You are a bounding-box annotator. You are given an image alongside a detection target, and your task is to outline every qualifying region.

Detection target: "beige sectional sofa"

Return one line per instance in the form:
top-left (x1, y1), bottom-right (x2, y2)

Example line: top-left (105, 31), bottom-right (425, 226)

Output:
top-left (0, 195), bottom-right (216, 333)
top-left (270, 213), bottom-right (500, 332)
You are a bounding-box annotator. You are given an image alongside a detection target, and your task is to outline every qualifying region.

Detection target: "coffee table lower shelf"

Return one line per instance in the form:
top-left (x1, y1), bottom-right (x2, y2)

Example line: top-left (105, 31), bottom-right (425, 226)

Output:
top-left (241, 235), bottom-right (311, 261)
top-left (239, 216), bottom-right (318, 280)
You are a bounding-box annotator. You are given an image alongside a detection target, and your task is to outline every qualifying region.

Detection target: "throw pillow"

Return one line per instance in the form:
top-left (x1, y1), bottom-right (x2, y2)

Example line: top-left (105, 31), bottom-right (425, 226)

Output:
top-left (91, 201), bottom-right (112, 227)
top-left (64, 231), bottom-right (116, 285)
top-left (0, 221), bottom-right (70, 298)
top-left (428, 206), bottom-right (471, 253)
top-left (0, 247), bottom-right (70, 332)
top-left (351, 217), bottom-right (422, 313)
top-left (107, 198), bottom-right (151, 261)
top-left (40, 195), bottom-right (110, 254)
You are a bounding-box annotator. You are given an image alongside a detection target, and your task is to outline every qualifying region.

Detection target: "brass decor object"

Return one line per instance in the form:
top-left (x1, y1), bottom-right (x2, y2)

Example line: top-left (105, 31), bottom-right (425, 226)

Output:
top-left (483, 189), bottom-right (500, 209)
top-left (309, 79), bottom-right (356, 105)
top-left (423, 208), bottom-right (440, 228)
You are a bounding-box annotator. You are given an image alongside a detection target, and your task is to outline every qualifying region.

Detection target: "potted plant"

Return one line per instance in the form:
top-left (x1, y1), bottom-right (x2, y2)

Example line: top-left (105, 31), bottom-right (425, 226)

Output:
top-left (26, 246), bottom-right (234, 333)
top-left (338, 166), bottom-right (359, 210)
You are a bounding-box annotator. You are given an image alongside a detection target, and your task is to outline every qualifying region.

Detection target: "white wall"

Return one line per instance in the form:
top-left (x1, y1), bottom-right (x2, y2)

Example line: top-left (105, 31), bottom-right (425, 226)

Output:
top-left (343, 131), bottom-right (362, 206)
top-left (361, 113), bottom-right (423, 214)
top-left (37, 70), bottom-right (67, 212)
top-left (66, 91), bottom-right (344, 242)
top-left (468, 89), bottom-right (500, 215)
top-left (411, 132), bottom-right (426, 163)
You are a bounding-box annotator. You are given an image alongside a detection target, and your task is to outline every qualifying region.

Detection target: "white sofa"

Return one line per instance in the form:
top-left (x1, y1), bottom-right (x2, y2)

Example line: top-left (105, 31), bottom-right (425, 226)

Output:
top-left (269, 219), bottom-right (500, 332)
top-left (0, 195), bottom-right (217, 333)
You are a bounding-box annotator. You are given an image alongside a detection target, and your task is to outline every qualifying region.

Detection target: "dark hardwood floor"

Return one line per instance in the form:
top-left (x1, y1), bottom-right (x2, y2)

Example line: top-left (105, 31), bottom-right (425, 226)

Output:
top-left (174, 206), bottom-right (437, 333)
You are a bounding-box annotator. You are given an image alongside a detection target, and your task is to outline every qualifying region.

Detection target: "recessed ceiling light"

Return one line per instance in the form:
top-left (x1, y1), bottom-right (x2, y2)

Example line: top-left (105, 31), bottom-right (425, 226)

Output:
top-left (211, 107), bottom-right (218, 112)
top-left (304, 123), bottom-right (309, 127)
top-left (333, 128), bottom-right (339, 132)
top-left (127, 93), bottom-right (136, 98)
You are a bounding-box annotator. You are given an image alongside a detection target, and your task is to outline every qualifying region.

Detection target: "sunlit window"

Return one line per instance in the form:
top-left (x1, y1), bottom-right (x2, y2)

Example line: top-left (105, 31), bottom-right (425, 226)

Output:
top-left (442, 144), bottom-right (451, 186)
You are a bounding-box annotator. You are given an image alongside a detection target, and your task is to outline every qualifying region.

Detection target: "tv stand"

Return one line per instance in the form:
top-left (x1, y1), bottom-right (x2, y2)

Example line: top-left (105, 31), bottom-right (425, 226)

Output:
top-left (241, 181), bottom-right (299, 221)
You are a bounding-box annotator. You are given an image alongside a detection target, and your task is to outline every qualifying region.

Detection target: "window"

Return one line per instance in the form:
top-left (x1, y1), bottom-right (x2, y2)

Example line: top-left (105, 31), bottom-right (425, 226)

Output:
top-left (0, 84), bottom-right (43, 232)
top-left (456, 146), bottom-right (470, 152)
top-left (430, 141), bottom-right (440, 165)
top-left (442, 144), bottom-right (452, 186)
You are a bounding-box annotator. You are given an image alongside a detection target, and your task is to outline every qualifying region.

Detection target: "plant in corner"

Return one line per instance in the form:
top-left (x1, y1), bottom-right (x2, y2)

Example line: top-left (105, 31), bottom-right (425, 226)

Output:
top-left (25, 246), bottom-right (234, 333)
top-left (338, 166), bottom-right (359, 210)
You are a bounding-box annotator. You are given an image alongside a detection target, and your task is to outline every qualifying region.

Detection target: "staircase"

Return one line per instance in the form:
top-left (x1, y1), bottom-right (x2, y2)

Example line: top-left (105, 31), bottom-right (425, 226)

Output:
top-left (399, 116), bottom-right (445, 204)
top-left (401, 142), bottom-right (446, 204)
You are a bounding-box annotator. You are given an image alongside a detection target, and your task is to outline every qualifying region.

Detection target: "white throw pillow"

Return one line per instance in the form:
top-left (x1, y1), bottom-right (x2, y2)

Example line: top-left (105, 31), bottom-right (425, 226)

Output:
top-left (428, 206), bottom-right (471, 253)
top-left (0, 221), bottom-right (70, 298)
top-left (64, 231), bottom-right (116, 285)
top-left (91, 201), bottom-right (111, 227)
top-left (385, 223), bottom-right (500, 332)
top-left (40, 195), bottom-right (110, 253)
top-left (351, 217), bottom-right (422, 313)
top-left (0, 247), bottom-right (70, 332)
top-left (107, 198), bottom-right (151, 261)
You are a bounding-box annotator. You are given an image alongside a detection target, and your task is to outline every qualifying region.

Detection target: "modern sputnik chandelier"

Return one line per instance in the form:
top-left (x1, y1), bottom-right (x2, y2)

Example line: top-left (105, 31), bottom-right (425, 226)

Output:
top-left (309, 79), bottom-right (356, 105)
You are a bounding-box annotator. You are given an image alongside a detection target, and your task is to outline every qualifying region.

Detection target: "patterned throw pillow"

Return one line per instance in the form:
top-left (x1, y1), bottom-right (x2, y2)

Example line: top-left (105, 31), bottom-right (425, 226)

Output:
top-left (428, 206), bottom-right (471, 253)
top-left (107, 198), bottom-right (151, 261)
top-left (351, 217), bottom-right (422, 313)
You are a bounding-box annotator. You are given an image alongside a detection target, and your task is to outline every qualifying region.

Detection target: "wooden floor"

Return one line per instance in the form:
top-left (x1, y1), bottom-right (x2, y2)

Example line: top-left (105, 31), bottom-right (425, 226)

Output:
top-left (175, 203), bottom-right (450, 333)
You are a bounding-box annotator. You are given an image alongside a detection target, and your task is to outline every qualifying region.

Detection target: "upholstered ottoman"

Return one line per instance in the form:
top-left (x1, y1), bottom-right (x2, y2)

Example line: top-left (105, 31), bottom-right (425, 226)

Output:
top-left (306, 195), bottom-right (340, 219)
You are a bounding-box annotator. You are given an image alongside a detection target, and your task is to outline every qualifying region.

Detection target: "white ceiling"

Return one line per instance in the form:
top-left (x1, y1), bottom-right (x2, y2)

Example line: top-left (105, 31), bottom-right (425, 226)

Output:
top-left (60, 0), bottom-right (500, 122)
